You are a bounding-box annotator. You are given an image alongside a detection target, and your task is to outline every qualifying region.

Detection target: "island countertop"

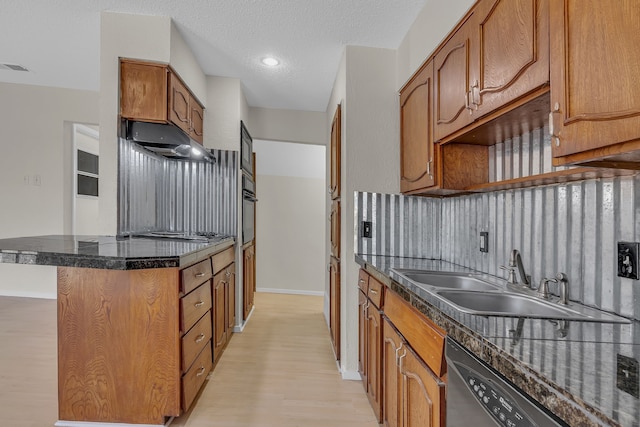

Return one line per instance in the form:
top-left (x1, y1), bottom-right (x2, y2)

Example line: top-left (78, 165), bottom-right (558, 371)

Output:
top-left (0, 234), bottom-right (235, 270)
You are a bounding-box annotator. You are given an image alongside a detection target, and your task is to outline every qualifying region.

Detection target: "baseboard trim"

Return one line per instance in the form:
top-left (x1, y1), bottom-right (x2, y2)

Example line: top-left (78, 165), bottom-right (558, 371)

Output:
top-left (341, 369), bottom-right (362, 381)
top-left (0, 291), bottom-right (56, 300)
top-left (233, 305), bottom-right (255, 332)
top-left (55, 418), bottom-right (173, 427)
top-left (257, 287), bottom-right (324, 296)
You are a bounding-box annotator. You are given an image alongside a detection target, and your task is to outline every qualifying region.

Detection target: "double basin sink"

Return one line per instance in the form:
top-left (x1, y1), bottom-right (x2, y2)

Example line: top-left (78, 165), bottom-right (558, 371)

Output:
top-left (389, 269), bottom-right (630, 324)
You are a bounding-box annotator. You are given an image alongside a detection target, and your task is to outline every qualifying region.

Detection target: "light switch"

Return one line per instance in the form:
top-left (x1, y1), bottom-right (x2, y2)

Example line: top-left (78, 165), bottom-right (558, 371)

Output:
top-left (479, 232), bottom-right (489, 253)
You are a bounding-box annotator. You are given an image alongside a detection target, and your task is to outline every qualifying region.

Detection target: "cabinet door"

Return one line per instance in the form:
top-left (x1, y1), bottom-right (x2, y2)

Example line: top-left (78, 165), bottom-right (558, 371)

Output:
top-left (169, 72), bottom-right (191, 135)
top-left (243, 244), bottom-right (255, 321)
top-left (400, 346), bottom-right (445, 427)
top-left (400, 60), bottom-right (436, 193)
top-left (471, 0), bottom-right (549, 116)
top-left (190, 99), bottom-right (205, 144)
top-left (434, 14), bottom-right (475, 141)
top-left (358, 289), bottom-right (368, 383)
top-left (383, 317), bottom-right (402, 427)
top-left (329, 256), bottom-right (340, 361)
top-left (366, 303), bottom-right (383, 423)
top-left (212, 272), bottom-right (227, 361)
top-left (226, 265), bottom-right (235, 333)
top-left (330, 199), bottom-right (340, 258)
top-left (120, 60), bottom-right (168, 122)
top-left (550, 0), bottom-right (640, 159)
top-left (330, 104), bottom-right (341, 199)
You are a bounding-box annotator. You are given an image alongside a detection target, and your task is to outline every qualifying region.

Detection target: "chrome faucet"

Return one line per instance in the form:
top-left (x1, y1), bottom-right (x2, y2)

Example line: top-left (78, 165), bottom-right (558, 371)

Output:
top-left (500, 249), bottom-right (531, 288)
top-left (538, 273), bottom-right (569, 304)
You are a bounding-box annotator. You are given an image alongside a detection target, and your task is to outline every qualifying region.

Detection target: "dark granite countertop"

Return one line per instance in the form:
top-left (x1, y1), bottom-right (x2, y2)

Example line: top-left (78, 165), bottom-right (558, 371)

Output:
top-left (356, 254), bottom-right (640, 427)
top-left (0, 235), bottom-right (235, 270)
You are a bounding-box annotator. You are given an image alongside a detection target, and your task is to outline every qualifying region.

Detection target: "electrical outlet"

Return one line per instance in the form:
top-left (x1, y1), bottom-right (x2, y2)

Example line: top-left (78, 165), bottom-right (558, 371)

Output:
top-left (479, 232), bottom-right (489, 253)
top-left (618, 242), bottom-right (640, 280)
top-left (361, 221), bottom-right (372, 238)
top-left (617, 354), bottom-right (639, 398)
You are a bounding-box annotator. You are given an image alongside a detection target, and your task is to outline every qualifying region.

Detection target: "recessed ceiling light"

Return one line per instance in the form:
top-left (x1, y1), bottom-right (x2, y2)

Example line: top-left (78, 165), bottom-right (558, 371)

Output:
top-left (261, 57), bottom-right (280, 67)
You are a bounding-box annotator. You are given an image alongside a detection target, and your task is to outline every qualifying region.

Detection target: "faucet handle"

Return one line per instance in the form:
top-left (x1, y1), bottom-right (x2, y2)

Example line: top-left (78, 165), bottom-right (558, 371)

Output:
top-left (556, 273), bottom-right (569, 305)
top-left (537, 277), bottom-right (558, 299)
top-left (500, 265), bottom-right (517, 284)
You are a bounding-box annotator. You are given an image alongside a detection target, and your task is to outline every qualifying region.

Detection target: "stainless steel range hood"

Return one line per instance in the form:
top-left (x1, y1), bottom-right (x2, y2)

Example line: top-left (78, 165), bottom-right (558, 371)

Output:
top-left (124, 120), bottom-right (214, 162)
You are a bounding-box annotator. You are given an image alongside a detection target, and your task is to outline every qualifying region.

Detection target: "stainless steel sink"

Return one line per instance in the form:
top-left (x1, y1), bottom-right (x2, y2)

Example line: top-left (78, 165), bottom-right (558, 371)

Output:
top-left (390, 268), bottom-right (631, 323)
top-left (391, 269), bottom-right (501, 291)
top-left (433, 289), bottom-right (630, 323)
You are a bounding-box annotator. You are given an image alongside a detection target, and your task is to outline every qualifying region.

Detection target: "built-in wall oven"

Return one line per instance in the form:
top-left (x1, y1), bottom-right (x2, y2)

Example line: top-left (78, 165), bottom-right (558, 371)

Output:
top-left (446, 338), bottom-right (566, 426)
top-left (242, 174), bottom-right (257, 245)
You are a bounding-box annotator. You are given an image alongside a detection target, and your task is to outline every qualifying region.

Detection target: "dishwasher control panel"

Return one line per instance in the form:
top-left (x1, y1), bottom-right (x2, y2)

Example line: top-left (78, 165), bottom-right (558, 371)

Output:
top-left (459, 364), bottom-right (534, 427)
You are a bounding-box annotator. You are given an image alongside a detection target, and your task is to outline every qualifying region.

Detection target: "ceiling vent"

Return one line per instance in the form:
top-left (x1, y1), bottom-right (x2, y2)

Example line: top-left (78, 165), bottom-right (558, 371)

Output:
top-left (0, 63), bottom-right (29, 72)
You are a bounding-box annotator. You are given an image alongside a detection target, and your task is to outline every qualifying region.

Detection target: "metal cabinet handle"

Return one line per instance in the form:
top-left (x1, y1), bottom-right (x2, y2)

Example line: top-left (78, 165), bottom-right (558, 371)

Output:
top-left (359, 279), bottom-right (365, 284)
top-left (196, 366), bottom-right (206, 377)
top-left (369, 288), bottom-right (378, 295)
top-left (465, 90), bottom-right (471, 111)
top-left (195, 272), bottom-right (206, 278)
top-left (395, 342), bottom-right (404, 366)
top-left (427, 159), bottom-right (432, 177)
top-left (549, 102), bottom-right (562, 147)
top-left (225, 271), bottom-right (232, 278)
top-left (471, 79), bottom-right (480, 107)
top-left (194, 301), bottom-right (205, 307)
top-left (195, 333), bottom-right (205, 343)
top-left (398, 348), bottom-right (407, 371)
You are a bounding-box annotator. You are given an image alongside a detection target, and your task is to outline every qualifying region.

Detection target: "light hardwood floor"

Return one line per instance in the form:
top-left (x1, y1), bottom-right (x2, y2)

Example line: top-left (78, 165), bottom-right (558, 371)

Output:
top-left (0, 292), bottom-right (378, 427)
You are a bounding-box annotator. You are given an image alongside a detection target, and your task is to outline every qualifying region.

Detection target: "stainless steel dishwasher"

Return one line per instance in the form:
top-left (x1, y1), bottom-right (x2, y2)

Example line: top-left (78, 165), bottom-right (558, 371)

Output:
top-left (446, 338), bottom-right (567, 426)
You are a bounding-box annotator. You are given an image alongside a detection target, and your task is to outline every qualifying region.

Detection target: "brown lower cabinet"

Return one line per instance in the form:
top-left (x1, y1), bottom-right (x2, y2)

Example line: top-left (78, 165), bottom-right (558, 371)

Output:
top-left (243, 242), bottom-right (255, 320)
top-left (56, 243), bottom-right (236, 425)
top-left (357, 269), bottom-right (446, 427)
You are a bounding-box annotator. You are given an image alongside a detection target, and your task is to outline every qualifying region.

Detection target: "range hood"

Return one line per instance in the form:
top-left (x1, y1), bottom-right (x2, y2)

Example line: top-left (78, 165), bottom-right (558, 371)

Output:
top-left (124, 120), bottom-right (214, 162)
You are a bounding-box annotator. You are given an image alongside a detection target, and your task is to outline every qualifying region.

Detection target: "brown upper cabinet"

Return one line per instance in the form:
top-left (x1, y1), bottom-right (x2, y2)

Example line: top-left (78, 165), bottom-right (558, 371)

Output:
top-left (550, 0), bottom-right (640, 168)
top-left (120, 58), bottom-right (205, 144)
top-left (400, 60), bottom-right (436, 193)
top-left (330, 104), bottom-right (341, 200)
top-left (434, 0), bottom-right (549, 143)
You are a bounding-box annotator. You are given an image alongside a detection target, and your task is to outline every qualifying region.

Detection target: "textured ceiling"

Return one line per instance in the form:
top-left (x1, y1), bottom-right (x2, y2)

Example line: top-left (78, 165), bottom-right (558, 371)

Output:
top-left (0, 0), bottom-right (428, 111)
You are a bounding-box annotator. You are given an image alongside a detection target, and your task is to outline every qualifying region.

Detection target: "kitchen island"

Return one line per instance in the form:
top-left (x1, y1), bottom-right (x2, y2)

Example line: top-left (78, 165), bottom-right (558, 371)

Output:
top-left (357, 254), bottom-right (640, 427)
top-left (0, 235), bottom-right (235, 427)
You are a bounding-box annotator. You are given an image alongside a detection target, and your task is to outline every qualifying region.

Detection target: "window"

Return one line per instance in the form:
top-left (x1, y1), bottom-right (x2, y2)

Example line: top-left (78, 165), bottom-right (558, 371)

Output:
top-left (77, 149), bottom-right (99, 197)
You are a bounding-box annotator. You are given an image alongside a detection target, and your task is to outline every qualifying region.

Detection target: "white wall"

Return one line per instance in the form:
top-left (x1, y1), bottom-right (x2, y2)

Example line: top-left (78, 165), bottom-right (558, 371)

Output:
top-left (396, 0), bottom-right (474, 87)
top-left (248, 107), bottom-right (327, 145)
top-left (204, 76), bottom-right (243, 151)
top-left (254, 140), bottom-right (326, 295)
top-left (0, 83), bottom-right (99, 298)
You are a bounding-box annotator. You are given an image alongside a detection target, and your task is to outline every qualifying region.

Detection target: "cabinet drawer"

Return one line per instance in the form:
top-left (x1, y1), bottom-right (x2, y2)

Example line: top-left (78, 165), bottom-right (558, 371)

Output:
top-left (212, 246), bottom-right (234, 274)
top-left (182, 310), bottom-right (212, 372)
top-left (181, 259), bottom-right (212, 295)
top-left (181, 343), bottom-right (212, 411)
top-left (368, 277), bottom-right (384, 309)
top-left (385, 289), bottom-right (446, 377)
top-left (358, 269), bottom-right (370, 293)
top-left (181, 282), bottom-right (212, 333)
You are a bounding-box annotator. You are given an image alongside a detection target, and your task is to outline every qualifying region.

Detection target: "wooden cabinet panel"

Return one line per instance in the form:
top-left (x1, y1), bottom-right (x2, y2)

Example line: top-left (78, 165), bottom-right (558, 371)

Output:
top-left (181, 344), bottom-right (213, 411)
top-left (472, 0), bottom-right (549, 117)
top-left (329, 256), bottom-right (340, 360)
top-left (385, 290), bottom-right (446, 377)
top-left (181, 281), bottom-right (212, 334)
top-left (169, 72), bottom-right (191, 135)
top-left (330, 199), bottom-right (340, 258)
top-left (243, 243), bottom-right (255, 321)
top-left (120, 60), bottom-right (168, 123)
top-left (366, 302), bottom-right (383, 422)
top-left (383, 318), bottom-right (402, 427)
top-left (400, 60), bottom-right (435, 193)
top-left (57, 267), bottom-right (181, 424)
top-left (190, 101), bottom-right (205, 144)
top-left (212, 246), bottom-right (234, 274)
top-left (181, 258), bottom-right (212, 295)
top-left (226, 265), bottom-right (236, 333)
top-left (181, 310), bottom-right (212, 372)
top-left (358, 289), bottom-right (367, 381)
top-left (402, 345), bottom-right (445, 427)
top-left (358, 269), bottom-right (370, 293)
top-left (551, 0), bottom-right (640, 163)
top-left (367, 276), bottom-right (384, 309)
top-left (434, 16), bottom-right (474, 141)
top-left (212, 271), bottom-right (227, 361)
top-left (330, 104), bottom-right (341, 199)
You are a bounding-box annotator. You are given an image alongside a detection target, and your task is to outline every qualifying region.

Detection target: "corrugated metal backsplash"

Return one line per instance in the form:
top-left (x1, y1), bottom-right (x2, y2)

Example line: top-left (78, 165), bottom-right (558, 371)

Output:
top-left (356, 177), bottom-right (640, 321)
top-left (118, 138), bottom-right (237, 236)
